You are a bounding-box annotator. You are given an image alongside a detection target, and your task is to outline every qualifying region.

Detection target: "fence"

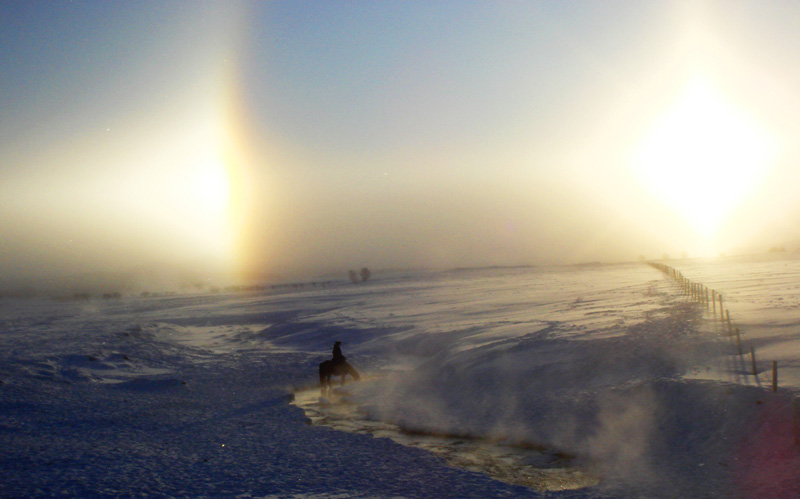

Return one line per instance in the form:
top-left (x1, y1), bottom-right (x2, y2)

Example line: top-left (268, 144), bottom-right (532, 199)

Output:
top-left (646, 261), bottom-right (800, 444)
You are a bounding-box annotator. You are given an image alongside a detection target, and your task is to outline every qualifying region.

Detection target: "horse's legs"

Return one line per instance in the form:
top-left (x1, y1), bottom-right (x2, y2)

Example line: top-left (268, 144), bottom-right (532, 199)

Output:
top-left (320, 373), bottom-right (332, 396)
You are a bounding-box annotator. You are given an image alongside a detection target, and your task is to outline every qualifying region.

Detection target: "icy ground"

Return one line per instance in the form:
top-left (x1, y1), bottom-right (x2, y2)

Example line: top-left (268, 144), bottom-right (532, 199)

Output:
top-left (2, 256), bottom-right (800, 498)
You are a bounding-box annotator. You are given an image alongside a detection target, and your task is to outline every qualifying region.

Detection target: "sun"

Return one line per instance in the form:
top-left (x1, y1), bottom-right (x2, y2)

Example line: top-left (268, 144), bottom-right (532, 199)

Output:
top-left (151, 144), bottom-right (234, 263)
top-left (188, 156), bottom-right (231, 215)
top-left (632, 77), bottom-right (776, 236)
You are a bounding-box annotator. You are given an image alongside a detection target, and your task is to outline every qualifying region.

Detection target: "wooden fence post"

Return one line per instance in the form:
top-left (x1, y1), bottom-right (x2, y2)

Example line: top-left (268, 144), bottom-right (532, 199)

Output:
top-left (711, 291), bottom-right (716, 315)
top-left (794, 399), bottom-right (800, 446)
top-left (772, 361), bottom-right (778, 392)
top-left (726, 310), bottom-right (732, 335)
top-left (750, 346), bottom-right (758, 376)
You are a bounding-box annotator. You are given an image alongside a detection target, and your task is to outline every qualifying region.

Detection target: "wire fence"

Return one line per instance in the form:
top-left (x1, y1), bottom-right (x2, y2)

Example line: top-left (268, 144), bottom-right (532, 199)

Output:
top-left (646, 261), bottom-right (800, 445)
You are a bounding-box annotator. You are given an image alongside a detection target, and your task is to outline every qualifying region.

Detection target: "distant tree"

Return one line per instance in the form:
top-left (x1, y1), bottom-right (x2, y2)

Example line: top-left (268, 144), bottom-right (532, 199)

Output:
top-left (360, 267), bottom-right (371, 282)
top-left (348, 270), bottom-right (359, 284)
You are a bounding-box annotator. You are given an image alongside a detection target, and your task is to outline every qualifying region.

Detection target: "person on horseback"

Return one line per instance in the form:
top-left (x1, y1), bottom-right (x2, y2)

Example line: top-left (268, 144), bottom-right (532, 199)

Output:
top-left (332, 341), bottom-right (346, 366)
top-left (320, 341), bottom-right (359, 393)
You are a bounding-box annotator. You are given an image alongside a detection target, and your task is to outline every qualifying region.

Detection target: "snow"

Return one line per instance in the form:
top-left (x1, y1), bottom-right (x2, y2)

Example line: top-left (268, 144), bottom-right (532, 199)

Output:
top-left (664, 252), bottom-right (800, 389)
top-left (3, 256), bottom-right (800, 498)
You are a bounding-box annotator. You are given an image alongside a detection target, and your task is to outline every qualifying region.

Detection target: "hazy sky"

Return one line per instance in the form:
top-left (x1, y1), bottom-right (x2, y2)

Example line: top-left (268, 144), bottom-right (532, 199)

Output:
top-left (3, 1), bottom-right (800, 290)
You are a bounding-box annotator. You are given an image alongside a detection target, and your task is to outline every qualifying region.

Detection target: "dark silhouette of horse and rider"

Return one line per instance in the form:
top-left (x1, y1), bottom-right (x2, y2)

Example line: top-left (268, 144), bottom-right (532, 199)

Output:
top-left (319, 341), bottom-right (360, 394)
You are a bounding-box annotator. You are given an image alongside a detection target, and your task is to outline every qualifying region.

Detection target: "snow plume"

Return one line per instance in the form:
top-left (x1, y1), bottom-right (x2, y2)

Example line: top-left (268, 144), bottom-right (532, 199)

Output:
top-left (582, 384), bottom-right (658, 488)
top-left (340, 268), bottom-right (737, 496)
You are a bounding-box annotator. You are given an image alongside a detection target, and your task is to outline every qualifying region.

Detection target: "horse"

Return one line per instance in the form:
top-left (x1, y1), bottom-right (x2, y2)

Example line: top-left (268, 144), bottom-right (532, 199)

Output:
top-left (319, 359), bottom-right (360, 394)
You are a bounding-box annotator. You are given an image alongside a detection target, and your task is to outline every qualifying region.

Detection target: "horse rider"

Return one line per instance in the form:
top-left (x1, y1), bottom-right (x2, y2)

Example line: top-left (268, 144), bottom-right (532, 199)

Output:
top-left (332, 341), bottom-right (346, 366)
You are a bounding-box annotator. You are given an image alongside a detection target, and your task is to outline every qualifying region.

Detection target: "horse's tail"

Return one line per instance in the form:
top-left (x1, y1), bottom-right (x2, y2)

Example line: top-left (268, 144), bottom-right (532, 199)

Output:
top-left (344, 362), bottom-right (360, 381)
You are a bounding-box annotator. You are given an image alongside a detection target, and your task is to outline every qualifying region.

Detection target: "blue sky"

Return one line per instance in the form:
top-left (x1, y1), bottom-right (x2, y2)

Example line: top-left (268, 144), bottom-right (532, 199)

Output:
top-left (2, 1), bottom-right (800, 290)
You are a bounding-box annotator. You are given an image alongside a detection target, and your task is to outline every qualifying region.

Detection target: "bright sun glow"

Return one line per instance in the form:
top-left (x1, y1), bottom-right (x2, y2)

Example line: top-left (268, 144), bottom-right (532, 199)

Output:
top-left (189, 156), bottom-right (231, 215)
top-left (633, 77), bottom-right (776, 236)
top-left (175, 148), bottom-right (234, 261)
top-left (146, 136), bottom-right (234, 264)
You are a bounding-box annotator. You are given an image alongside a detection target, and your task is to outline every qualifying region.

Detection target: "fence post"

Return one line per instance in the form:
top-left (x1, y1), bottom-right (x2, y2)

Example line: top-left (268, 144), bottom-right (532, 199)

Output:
top-left (712, 291), bottom-right (716, 315)
top-left (750, 346), bottom-right (758, 376)
top-left (726, 310), bottom-right (732, 335)
top-left (772, 361), bottom-right (778, 392)
top-left (794, 399), bottom-right (800, 446)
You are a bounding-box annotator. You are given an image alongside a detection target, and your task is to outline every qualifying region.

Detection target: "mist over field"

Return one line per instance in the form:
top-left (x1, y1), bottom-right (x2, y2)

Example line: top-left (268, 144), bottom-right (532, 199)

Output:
top-left (4, 1), bottom-right (800, 295)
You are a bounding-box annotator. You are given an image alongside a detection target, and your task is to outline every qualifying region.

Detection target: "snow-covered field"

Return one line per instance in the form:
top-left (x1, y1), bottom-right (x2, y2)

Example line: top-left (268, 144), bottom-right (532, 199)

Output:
top-left (666, 253), bottom-right (800, 389)
top-left (3, 256), bottom-right (800, 498)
